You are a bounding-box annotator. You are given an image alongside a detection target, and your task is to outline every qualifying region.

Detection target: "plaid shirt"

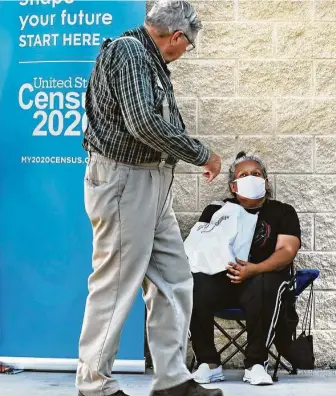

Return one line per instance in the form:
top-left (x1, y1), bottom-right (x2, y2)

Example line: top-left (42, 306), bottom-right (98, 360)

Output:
top-left (83, 26), bottom-right (210, 166)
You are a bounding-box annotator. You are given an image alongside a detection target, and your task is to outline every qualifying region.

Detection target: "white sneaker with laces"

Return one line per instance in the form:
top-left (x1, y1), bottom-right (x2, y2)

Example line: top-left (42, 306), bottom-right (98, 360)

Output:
top-left (192, 363), bottom-right (225, 384)
top-left (243, 364), bottom-right (273, 385)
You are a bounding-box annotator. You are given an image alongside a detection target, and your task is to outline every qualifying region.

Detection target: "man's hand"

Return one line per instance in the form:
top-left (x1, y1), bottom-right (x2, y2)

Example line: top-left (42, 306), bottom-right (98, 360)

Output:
top-left (226, 258), bottom-right (259, 284)
top-left (203, 151), bottom-right (221, 183)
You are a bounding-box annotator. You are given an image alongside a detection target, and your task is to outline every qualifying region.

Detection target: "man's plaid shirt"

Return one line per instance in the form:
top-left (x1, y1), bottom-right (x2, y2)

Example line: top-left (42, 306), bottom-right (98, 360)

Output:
top-left (83, 26), bottom-right (210, 166)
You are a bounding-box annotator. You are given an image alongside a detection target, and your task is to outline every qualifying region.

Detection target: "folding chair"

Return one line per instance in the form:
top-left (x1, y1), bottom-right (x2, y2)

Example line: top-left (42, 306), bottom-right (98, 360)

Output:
top-left (189, 268), bottom-right (320, 381)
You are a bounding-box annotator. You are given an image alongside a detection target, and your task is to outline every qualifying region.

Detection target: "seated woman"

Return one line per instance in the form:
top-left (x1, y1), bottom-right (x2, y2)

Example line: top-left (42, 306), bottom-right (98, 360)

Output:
top-left (190, 151), bottom-right (301, 386)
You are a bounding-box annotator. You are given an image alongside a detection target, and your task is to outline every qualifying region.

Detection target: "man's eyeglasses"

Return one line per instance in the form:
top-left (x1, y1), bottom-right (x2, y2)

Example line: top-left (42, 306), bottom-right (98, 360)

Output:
top-left (179, 2), bottom-right (196, 52)
top-left (183, 32), bottom-right (195, 52)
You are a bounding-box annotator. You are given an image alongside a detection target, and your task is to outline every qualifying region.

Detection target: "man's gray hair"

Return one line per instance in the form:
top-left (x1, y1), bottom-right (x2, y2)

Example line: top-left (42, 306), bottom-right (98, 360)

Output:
top-left (146, 0), bottom-right (202, 38)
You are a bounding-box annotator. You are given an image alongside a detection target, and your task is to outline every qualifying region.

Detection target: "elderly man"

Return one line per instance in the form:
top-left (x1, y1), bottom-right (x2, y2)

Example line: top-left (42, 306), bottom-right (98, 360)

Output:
top-left (76, 1), bottom-right (222, 396)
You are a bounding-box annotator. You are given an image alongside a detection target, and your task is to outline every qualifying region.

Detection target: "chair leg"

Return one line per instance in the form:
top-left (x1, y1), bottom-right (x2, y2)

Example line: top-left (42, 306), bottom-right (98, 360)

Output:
top-left (214, 321), bottom-right (247, 355)
top-left (290, 330), bottom-right (298, 375)
top-left (217, 328), bottom-right (247, 356)
top-left (214, 319), bottom-right (248, 366)
top-left (269, 349), bottom-right (292, 373)
top-left (188, 354), bottom-right (196, 372)
top-left (272, 354), bottom-right (281, 382)
top-left (221, 340), bottom-right (248, 366)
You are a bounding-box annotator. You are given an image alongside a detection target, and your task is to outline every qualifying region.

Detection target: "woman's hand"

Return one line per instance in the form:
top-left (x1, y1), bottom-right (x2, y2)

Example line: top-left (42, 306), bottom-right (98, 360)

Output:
top-left (226, 258), bottom-right (259, 284)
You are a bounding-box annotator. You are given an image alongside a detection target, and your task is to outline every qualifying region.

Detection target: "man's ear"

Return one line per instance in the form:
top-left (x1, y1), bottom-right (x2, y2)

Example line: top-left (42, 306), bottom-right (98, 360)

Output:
top-left (170, 30), bottom-right (183, 45)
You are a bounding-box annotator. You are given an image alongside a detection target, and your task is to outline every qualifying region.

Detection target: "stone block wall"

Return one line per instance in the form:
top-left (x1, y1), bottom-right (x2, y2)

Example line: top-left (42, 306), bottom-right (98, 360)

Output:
top-left (147, 1), bottom-right (336, 368)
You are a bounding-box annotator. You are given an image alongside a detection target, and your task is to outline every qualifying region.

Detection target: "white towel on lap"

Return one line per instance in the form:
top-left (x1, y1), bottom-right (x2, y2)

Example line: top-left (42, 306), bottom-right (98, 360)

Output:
top-left (184, 202), bottom-right (258, 275)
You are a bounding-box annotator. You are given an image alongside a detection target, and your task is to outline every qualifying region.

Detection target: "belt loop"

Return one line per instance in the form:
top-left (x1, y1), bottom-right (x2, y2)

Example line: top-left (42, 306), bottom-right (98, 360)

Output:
top-left (159, 152), bottom-right (168, 169)
top-left (111, 160), bottom-right (117, 170)
top-left (159, 158), bottom-right (166, 169)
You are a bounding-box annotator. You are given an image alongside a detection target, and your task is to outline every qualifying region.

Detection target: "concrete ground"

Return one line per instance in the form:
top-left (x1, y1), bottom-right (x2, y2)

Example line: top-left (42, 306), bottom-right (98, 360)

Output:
top-left (1, 370), bottom-right (336, 396)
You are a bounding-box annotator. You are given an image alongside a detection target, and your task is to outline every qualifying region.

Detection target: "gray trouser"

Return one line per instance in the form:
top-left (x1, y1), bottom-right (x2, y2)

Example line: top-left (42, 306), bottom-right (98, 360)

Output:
top-left (76, 153), bottom-right (193, 396)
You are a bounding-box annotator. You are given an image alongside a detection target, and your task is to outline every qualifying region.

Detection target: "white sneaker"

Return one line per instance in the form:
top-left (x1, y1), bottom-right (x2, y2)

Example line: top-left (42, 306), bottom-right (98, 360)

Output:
top-left (192, 363), bottom-right (225, 384)
top-left (243, 364), bottom-right (273, 386)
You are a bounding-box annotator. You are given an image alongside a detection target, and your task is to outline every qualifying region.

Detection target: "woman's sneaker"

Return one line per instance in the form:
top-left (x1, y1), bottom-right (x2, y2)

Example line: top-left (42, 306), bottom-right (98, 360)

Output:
top-left (192, 363), bottom-right (225, 384)
top-left (243, 364), bottom-right (273, 386)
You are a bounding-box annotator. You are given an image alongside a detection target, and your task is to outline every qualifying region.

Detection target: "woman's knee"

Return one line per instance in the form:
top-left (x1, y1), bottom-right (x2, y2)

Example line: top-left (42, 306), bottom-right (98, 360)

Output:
top-left (192, 273), bottom-right (215, 308)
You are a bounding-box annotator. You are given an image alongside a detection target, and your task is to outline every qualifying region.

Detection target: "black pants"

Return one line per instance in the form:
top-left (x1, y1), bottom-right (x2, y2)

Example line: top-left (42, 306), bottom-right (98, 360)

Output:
top-left (190, 271), bottom-right (290, 369)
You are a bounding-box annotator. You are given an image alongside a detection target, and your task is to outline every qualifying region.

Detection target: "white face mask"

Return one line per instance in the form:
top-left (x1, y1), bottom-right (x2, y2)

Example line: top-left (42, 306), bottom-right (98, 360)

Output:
top-left (235, 175), bottom-right (266, 200)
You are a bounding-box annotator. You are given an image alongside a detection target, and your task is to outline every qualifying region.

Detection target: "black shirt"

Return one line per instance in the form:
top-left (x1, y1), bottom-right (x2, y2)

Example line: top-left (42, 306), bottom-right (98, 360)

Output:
top-left (199, 198), bottom-right (301, 272)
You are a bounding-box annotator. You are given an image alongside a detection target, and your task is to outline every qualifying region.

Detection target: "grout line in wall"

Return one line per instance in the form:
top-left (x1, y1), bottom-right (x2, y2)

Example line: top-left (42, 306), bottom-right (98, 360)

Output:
top-left (297, 212), bottom-right (336, 216)
top-left (234, 135), bottom-right (239, 154)
top-left (312, 135), bottom-right (316, 173)
top-left (312, 60), bottom-right (317, 97)
top-left (298, 250), bottom-right (336, 254)
top-left (191, 57), bottom-right (336, 62)
top-left (272, 99), bottom-right (277, 135)
top-left (175, 171), bottom-right (335, 176)
top-left (196, 31), bottom-right (200, 59)
top-left (313, 213), bottom-right (316, 251)
top-left (176, 211), bottom-right (202, 214)
top-left (193, 134), bottom-right (317, 137)
top-left (272, 22), bottom-right (277, 58)
top-left (175, 96), bottom-right (196, 100)
top-left (313, 291), bottom-right (316, 331)
top-left (196, 175), bottom-right (200, 211)
top-left (201, 21), bottom-right (336, 26)
top-left (300, 248), bottom-right (336, 255)
top-left (233, 0), bottom-right (239, 21)
top-left (311, 0), bottom-right (316, 22)
top-left (175, 211), bottom-right (202, 215)
top-left (188, 96), bottom-right (336, 100)
top-left (235, 59), bottom-right (239, 96)
top-left (312, 212), bottom-right (315, 253)
top-left (175, 54), bottom-right (330, 69)
top-left (196, 98), bottom-right (199, 135)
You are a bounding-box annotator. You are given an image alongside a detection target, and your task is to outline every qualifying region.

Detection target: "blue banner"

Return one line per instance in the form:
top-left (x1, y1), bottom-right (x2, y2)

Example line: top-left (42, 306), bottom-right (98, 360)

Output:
top-left (0, 0), bottom-right (146, 364)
